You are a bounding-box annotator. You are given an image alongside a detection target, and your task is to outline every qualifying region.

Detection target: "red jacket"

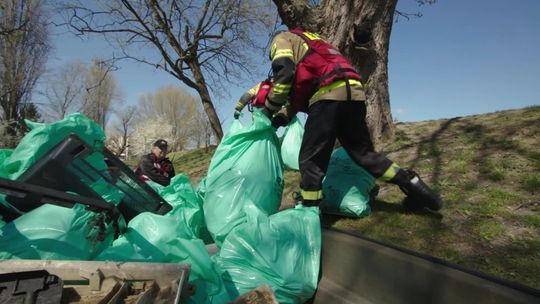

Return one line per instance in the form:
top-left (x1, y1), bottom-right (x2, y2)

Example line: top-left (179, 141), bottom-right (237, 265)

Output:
top-left (251, 79), bottom-right (272, 107)
top-left (289, 28), bottom-right (362, 113)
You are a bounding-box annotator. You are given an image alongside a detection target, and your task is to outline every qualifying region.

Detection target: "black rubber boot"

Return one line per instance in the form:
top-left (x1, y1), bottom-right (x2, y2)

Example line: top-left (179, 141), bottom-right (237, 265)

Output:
top-left (392, 169), bottom-right (443, 211)
top-left (293, 192), bottom-right (321, 207)
top-left (302, 200), bottom-right (321, 207)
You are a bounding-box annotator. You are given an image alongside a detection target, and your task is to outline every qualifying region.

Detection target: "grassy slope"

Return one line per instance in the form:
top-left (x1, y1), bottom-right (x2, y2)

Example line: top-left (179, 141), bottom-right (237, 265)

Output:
top-left (166, 106), bottom-right (540, 289)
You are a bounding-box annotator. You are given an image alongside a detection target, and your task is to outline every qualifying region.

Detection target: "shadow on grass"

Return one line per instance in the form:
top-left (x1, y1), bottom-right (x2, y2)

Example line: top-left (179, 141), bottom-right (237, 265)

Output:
top-left (321, 198), bottom-right (443, 228)
top-left (369, 106), bottom-right (540, 288)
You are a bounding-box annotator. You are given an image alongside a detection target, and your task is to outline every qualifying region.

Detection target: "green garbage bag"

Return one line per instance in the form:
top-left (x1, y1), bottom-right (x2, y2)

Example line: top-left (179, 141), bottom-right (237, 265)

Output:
top-left (215, 204), bottom-right (321, 304)
top-left (280, 116), bottom-right (304, 171)
top-left (0, 114), bottom-right (124, 213)
top-left (0, 151), bottom-right (17, 216)
top-left (224, 118), bottom-right (244, 139)
top-left (203, 109), bottom-right (284, 246)
top-left (321, 147), bottom-right (376, 217)
top-left (196, 176), bottom-right (207, 202)
top-left (0, 149), bottom-right (13, 164)
top-left (96, 203), bottom-right (225, 302)
top-left (0, 113), bottom-right (105, 180)
top-left (0, 204), bottom-right (116, 260)
top-left (159, 174), bottom-right (205, 239)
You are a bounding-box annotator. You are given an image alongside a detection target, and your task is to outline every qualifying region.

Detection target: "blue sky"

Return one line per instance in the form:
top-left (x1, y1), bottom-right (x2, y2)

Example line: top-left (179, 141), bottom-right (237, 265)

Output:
top-left (389, 0), bottom-right (540, 121)
top-left (41, 0), bottom-right (540, 125)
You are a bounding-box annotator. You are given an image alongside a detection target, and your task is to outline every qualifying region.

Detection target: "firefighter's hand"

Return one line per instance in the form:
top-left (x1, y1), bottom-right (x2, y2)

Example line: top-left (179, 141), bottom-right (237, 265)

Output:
top-left (233, 111), bottom-right (241, 119)
top-left (272, 113), bottom-right (289, 129)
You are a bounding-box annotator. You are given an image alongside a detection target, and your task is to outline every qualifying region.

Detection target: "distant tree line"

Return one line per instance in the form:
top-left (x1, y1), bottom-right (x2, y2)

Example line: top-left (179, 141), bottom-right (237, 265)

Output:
top-left (44, 59), bottom-right (214, 158)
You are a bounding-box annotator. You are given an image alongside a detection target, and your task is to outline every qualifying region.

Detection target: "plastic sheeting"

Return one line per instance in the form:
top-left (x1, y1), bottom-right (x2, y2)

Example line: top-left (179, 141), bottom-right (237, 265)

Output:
top-left (0, 149), bottom-right (13, 164)
top-left (0, 114), bottom-right (122, 215)
top-left (215, 205), bottom-right (321, 304)
top-left (203, 109), bottom-right (284, 246)
top-left (321, 147), bottom-right (376, 217)
top-left (0, 112), bottom-right (322, 303)
top-left (96, 175), bottom-right (227, 303)
top-left (280, 116), bottom-right (304, 171)
top-left (0, 204), bottom-right (116, 260)
top-left (0, 113), bottom-right (106, 180)
top-left (0, 114), bottom-right (121, 260)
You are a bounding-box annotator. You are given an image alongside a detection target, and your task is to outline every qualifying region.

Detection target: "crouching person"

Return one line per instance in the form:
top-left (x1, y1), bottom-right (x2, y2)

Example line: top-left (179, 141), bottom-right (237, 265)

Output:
top-left (135, 139), bottom-right (175, 186)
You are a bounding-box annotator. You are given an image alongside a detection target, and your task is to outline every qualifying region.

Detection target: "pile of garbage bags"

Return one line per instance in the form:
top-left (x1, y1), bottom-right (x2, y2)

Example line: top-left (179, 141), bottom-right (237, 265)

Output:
top-left (0, 110), bottom-right (375, 303)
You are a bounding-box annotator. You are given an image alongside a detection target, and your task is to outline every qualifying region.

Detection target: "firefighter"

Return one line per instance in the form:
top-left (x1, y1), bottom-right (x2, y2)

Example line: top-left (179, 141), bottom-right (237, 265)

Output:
top-left (262, 28), bottom-right (442, 211)
top-left (234, 78), bottom-right (273, 119)
top-left (134, 139), bottom-right (175, 186)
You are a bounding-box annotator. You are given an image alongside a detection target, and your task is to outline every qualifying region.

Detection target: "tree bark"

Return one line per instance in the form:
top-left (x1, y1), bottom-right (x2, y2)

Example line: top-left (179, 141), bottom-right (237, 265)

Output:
top-left (272, 0), bottom-right (398, 147)
top-left (188, 59), bottom-right (223, 144)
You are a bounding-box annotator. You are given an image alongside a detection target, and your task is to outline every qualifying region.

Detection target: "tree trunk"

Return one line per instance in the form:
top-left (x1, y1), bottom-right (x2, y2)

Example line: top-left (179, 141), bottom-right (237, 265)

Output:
top-left (188, 60), bottom-right (224, 144)
top-left (273, 0), bottom-right (397, 148)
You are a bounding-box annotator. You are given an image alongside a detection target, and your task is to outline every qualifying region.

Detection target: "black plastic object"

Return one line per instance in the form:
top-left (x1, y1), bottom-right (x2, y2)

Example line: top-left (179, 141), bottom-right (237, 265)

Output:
top-left (0, 270), bottom-right (63, 304)
top-left (5, 134), bottom-right (172, 222)
top-left (0, 177), bottom-right (118, 224)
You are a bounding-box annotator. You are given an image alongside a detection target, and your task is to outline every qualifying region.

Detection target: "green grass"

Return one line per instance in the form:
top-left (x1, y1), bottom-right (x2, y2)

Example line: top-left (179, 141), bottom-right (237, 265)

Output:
top-left (474, 220), bottom-right (505, 241)
top-left (168, 146), bottom-right (216, 183)
top-left (520, 173), bottom-right (540, 193)
top-left (442, 248), bottom-right (466, 264)
top-left (394, 130), bottom-right (410, 142)
top-left (480, 159), bottom-right (507, 181)
top-left (523, 215), bottom-right (540, 229)
top-left (530, 153), bottom-right (540, 170)
top-left (158, 106), bottom-right (540, 290)
top-left (334, 107), bottom-right (540, 289)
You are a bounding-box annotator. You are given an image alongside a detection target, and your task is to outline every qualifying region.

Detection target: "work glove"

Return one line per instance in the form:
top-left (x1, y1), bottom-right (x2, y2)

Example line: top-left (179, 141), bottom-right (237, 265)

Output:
top-left (271, 113), bottom-right (289, 129)
top-left (233, 110), bottom-right (241, 119)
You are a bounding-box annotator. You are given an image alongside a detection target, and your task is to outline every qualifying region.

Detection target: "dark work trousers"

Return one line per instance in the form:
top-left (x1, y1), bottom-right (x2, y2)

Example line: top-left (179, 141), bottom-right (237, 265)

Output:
top-left (299, 100), bottom-right (394, 192)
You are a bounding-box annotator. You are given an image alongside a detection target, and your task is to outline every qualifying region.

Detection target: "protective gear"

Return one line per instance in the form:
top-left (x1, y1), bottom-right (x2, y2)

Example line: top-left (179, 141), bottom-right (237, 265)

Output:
top-left (271, 113), bottom-right (288, 129)
top-left (393, 169), bottom-right (443, 211)
top-left (299, 101), bottom-right (394, 195)
top-left (234, 111), bottom-right (241, 119)
top-left (235, 80), bottom-right (273, 114)
top-left (288, 28), bottom-right (362, 113)
top-left (251, 79), bottom-right (273, 108)
top-left (302, 200), bottom-right (321, 207)
top-left (293, 191), bottom-right (321, 208)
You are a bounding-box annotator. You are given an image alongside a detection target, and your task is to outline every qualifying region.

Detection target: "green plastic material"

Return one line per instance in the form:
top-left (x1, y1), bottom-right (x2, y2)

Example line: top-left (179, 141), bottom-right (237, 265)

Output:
top-left (321, 147), bottom-right (376, 217)
top-left (0, 113), bottom-right (106, 180)
top-left (0, 112), bottom-right (323, 303)
top-left (0, 151), bottom-right (15, 216)
top-left (0, 204), bottom-right (115, 260)
top-left (159, 174), bottom-right (205, 239)
top-left (0, 113), bottom-right (123, 212)
top-left (196, 176), bottom-right (207, 202)
top-left (224, 118), bottom-right (244, 139)
top-left (203, 109), bottom-right (284, 246)
top-left (215, 205), bottom-right (321, 303)
top-left (97, 174), bottom-right (226, 301)
top-left (0, 149), bottom-right (13, 164)
top-left (280, 116), bottom-right (304, 171)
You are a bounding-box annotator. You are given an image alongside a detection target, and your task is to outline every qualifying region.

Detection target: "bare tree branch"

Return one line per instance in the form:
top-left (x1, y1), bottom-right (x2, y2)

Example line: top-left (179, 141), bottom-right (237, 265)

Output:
top-left (58, 0), bottom-right (276, 142)
top-left (0, 0), bottom-right (50, 142)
